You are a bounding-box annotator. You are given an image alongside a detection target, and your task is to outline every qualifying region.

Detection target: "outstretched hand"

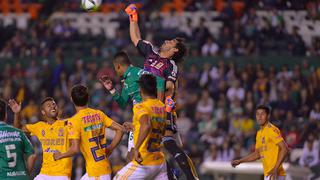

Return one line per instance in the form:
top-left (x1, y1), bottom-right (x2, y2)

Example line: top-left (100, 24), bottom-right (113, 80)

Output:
top-left (8, 99), bottom-right (21, 114)
top-left (99, 75), bottom-right (114, 91)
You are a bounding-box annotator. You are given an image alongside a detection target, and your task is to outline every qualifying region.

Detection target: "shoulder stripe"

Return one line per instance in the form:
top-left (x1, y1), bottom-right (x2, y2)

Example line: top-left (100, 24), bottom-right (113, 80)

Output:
top-left (143, 40), bottom-right (159, 55)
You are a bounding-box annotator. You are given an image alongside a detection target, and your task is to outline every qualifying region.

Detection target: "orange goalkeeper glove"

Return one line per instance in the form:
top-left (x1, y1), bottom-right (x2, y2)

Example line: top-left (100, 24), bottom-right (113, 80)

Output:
top-left (125, 4), bottom-right (138, 22)
top-left (165, 96), bottom-right (175, 113)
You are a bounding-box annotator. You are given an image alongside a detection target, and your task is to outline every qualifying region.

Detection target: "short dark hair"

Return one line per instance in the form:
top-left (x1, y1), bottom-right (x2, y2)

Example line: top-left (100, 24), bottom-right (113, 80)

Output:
top-left (138, 74), bottom-right (157, 98)
top-left (256, 105), bottom-right (271, 115)
top-left (172, 38), bottom-right (186, 64)
top-left (71, 84), bottom-right (89, 106)
top-left (113, 51), bottom-right (131, 65)
top-left (41, 97), bottom-right (55, 108)
top-left (0, 99), bottom-right (7, 121)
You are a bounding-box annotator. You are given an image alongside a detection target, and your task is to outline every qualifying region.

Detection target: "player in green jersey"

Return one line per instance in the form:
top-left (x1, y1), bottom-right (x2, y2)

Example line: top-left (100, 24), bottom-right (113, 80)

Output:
top-left (99, 51), bottom-right (165, 158)
top-left (99, 51), bottom-right (165, 109)
top-left (0, 99), bottom-right (36, 180)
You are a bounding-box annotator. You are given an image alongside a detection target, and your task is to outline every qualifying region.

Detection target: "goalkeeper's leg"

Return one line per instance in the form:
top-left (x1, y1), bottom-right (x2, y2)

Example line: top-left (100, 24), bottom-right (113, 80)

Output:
top-left (163, 112), bottom-right (198, 180)
top-left (163, 136), bottom-right (199, 180)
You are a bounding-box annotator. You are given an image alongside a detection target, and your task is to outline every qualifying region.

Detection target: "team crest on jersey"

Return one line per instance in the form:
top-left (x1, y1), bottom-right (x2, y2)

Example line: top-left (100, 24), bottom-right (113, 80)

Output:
top-left (58, 128), bottom-right (64, 137)
top-left (42, 130), bottom-right (45, 137)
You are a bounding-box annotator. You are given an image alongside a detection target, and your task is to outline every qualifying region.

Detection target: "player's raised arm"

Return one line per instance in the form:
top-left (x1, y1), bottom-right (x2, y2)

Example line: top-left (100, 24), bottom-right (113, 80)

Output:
top-left (9, 99), bottom-right (30, 133)
top-left (99, 75), bottom-right (130, 109)
top-left (125, 4), bottom-right (141, 46)
top-left (125, 4), bottom-right (155, 59)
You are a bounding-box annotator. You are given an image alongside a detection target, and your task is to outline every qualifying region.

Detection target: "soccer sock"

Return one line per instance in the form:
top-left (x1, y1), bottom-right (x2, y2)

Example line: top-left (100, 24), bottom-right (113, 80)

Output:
top-left (163, 139), bottom-right (199, 180)
top-left (166, 160), bottom-right (178, 180)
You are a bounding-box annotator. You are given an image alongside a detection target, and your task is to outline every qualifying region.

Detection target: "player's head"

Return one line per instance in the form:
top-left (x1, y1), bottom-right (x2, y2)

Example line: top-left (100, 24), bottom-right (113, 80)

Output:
top-left (0, 99), bottom-right (7, 122)
top-left (41, 97), bottom-right (59, 119)
top-left (160, 38), bottom-right (186, 64)
top-left (255, 105), bottom-right (271, 126)
top-left (112, 51), bottom-right (132, 76)
top-left (138, 74), bottom-right (157, 98)
top-left (71, 84), bottom-right (89, 107)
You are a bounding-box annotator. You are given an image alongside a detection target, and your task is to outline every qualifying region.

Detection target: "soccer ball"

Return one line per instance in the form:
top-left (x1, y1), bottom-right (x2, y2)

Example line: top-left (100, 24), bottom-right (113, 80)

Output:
top-left (81, 0), bottom-right (102, 11)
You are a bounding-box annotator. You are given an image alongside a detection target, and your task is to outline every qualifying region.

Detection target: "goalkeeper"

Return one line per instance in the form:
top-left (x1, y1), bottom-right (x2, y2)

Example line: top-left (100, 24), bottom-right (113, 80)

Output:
top-left (125, 4), bottom-right (199, 180)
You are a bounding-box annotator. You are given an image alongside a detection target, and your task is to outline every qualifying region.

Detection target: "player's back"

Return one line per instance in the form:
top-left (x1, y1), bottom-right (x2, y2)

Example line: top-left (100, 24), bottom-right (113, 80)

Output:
top-left (132, 99), bottom-right (166, 166)
top-left (68, 108), bottom-right (113, 177)
top-left (0, 122), bottom-right (33, 180)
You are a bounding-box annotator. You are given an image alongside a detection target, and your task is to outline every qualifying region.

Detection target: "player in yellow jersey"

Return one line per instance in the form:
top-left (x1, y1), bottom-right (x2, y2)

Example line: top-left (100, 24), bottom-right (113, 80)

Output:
top-left (53, 84), bottom-right (126, 180)
top-left (9, 97), bottom-right (72, 180)
top-left (232, 105), bottom-right (289, 180)
top-left (114, 74), bottom-right (168, 180)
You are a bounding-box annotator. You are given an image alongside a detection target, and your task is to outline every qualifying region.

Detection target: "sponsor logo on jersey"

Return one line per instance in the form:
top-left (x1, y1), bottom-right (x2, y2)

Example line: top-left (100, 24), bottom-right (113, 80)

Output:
top-left (42, 129), bottom-right (45, 137)
top-left (84, 122), bottom-right (103, 132)
top-left (40, 138), bottom-right (65, 146)
top-left (0, 131), bottom-right (20, 138)
top-left (44, 147), bottom-right (59, 153)
top-left (7, 171), bottom-right (26, 177)
top-left (0, 131), bottom-right (21, 143)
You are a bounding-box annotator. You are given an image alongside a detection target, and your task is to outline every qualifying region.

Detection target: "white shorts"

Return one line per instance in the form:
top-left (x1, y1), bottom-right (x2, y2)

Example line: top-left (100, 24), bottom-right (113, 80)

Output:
top-left (264, 175), bottom-right (286, 180)
top-left (114, 162), bottom-right (168, 180)
top-left (34, 174), bottom-right (70, 180)
top-left (80, 173), bottom-right (111, 180)
top-left (128, 131), bottom-right (134, 151)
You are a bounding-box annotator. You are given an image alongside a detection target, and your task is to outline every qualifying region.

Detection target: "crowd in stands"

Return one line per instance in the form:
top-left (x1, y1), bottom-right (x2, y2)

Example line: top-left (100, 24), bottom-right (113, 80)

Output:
top-left (1, 0), bottom-right (320, 179)
top-left (2, 0), bottom-right (320, 58)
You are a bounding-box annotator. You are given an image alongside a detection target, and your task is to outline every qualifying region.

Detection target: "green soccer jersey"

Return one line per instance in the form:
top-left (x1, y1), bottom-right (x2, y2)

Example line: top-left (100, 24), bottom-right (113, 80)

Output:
top-left (0, 122), bottom-right (34, 180)
top-left (112, 65), bottom-right (165, 109)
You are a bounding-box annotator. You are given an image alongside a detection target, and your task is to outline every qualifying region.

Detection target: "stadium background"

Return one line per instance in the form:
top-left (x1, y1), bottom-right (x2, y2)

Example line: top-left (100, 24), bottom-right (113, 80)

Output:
top-left (1, 0), bottom-right (320, 179)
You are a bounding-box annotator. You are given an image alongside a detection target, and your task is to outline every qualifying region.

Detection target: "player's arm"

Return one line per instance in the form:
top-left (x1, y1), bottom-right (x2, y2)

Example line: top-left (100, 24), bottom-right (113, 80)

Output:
top-left (165, 81), bottom-right (175, 98)
top-left (273, 141), bottom-right (289, 169)
top-left (21, 131), bottom-right (36, 173)
top-left (156, 76), bottom-right (165, 101)
top-left (27, 154), bottom-right (37, 173)
top-left (164, 62), bottom-right (178, 98)
top-left (9, 99), bottom-right (30, 133)
top-left (105, 121), bottom-right (125, 156)
top-left (125, 4), bottom-right (141, 46)
top-left (100, 76), bottom-right (129, 109)
top-left (112, 87), bottom-right (130, 109)
top-left (126, 4), bottom-right (155, 59)
top-left (134, 114), bottom-right (151, 163)
top-left (54, 119), bottom-right (80, 160)
top-left (231, 148), bottom-right (260, 167)
top-left (266, 129), bottom-right (289, 178)
top-left (54, 139), bottom-right (80, 160)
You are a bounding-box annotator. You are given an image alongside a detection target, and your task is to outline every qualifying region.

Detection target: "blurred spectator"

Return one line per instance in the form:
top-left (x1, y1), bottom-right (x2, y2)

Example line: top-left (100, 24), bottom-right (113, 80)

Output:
top-left (196, 89), bottom-right (214, 121)
top-left (204, 144), bottom-right (220, 162)
top-left (309, 102), bottom-right (320, 121)
top-left (227, 80), bottom-right (245, 102)
top-left (299, 138), bottom-right (319, 168)
top-left (218, 140), bottom-right (234, 162)
top-left (201, 37), bottom-right (219, 56)
top-left (287, 27), bottom-right (306, 55)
